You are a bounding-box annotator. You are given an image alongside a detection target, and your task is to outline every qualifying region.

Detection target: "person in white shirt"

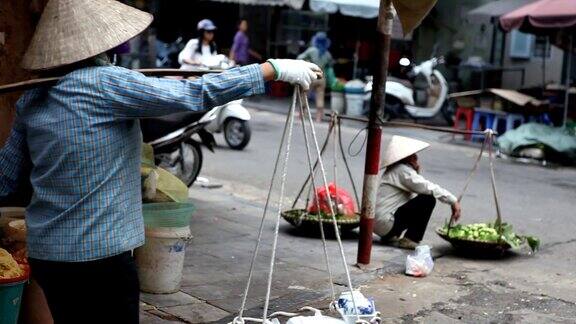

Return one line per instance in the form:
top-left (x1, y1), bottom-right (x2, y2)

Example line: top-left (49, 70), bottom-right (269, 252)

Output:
top-left (178, 19), bottom-right (218, 69)
top-left (375, 136), bottom-right (462, 249)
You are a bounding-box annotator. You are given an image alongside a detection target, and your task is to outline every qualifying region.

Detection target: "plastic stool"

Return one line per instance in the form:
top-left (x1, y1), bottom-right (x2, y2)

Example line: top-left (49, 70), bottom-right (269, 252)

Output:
top-left (506, 113), bottom-right (525, 131)
top-left (471, 108), bottom-right (496, 141)
top-left (528, 113), bottom-right (552, 125)
top-left (453, 106), bottom-right (474, 140)
top-left (491, 112), bottom-right (509, 135)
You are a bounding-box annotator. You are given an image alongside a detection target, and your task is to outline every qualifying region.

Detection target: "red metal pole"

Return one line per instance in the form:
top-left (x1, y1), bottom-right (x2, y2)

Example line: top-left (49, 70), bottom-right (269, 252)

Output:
top-left (357, 0), bottom-right (394, 266)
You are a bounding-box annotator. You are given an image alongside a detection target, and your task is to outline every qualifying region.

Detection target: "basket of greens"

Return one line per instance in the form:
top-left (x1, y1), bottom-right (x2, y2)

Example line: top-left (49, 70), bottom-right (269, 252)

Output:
top-left (436, 130), bottom-right (540, 256)
top-left (436, 222), bottom-right (539, 255)
top-left (281, 209), bottom-right (360, 232)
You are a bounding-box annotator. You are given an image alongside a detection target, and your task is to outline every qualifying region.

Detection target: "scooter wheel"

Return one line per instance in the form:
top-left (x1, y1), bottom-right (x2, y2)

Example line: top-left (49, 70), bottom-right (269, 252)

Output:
top-left (224, 118), bottom-right (251, 150)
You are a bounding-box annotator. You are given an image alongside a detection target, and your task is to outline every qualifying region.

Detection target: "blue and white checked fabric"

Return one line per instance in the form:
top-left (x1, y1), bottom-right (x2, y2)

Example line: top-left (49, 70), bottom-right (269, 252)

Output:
top-left (0, 64), bottom-right (265, 261)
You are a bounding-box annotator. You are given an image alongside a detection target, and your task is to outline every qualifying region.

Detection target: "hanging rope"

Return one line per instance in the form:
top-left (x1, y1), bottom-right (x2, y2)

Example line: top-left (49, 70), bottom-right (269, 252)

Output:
top-left (233, 87), bottom-right (367, 324)
top-left (297, 88), bottom-right (361, 321)
top-left (291, 113), bottom-right (360, 212)
top-left (291, 123), bottom-right (335, 209)
top-left (296, 96), bottom-right (336, 301)
top-left (447, 129), bottom-right (505, 239)
top-left (337, 116), bottom-right (361, 211)
top-left (235, 91), bottom-right (299, 322)
top-left (487, 130), bottom-right (504, 233)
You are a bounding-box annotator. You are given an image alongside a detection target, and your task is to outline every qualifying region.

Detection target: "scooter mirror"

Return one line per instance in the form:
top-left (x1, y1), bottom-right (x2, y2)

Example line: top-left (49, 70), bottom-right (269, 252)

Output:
top-left (399, 57), bottom-right (411, 67)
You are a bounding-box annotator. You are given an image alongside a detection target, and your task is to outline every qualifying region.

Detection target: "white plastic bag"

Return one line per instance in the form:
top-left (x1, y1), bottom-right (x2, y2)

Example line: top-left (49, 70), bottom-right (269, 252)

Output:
top-left (286, 315), bottom-right (345, 324)
top-left (286, 308), bottom-right (345, 324)
top-left (405, 245), bottom-right (434, 277)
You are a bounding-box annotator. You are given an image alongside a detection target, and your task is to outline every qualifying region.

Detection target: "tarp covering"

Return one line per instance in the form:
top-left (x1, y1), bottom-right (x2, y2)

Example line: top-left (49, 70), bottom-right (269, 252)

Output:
top-left (497, 123), bottom-right (576, 163)
top-left (310, 0), bottom-right (436, 34)
top-left (208, 0), bottom-right (305, 9)
top-left (467, 0), bottom-right (535, 24)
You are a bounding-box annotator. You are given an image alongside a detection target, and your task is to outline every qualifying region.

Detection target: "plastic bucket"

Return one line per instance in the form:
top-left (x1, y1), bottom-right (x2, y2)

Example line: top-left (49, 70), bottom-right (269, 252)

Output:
top-left (0, 266), bottom-right (29, 324)
top-left (330, 91), bottom-right (345, 115)
top-left (141, 202), bottom-right (195, 228)
top-left (345, 93), bottom-right (365, 116)
top-left (135, 226), bottom-right (192, 293)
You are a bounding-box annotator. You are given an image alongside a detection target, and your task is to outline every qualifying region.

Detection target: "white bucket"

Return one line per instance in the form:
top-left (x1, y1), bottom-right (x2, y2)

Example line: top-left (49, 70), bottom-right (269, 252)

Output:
top-left (330, 92), bottom-right (345, 115)
top-left (135, 226), bottom-right (191, 294)
top-left (345, 93), bottom-right (365, 116)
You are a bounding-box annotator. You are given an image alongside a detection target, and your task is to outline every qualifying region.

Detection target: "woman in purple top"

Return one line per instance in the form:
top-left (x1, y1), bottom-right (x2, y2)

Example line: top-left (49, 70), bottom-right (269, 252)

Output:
top-left (230, 19), bottom-right (262, 65)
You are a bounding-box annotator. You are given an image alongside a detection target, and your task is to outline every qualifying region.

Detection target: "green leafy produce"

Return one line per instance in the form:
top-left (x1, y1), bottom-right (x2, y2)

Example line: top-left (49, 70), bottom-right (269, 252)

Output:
top-left (439, 222), bottom-right (540, 252)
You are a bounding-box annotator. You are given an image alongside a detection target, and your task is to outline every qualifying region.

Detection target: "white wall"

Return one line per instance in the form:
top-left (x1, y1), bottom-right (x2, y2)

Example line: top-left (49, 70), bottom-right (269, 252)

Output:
top-left (502, 35), bottom-right (564, 90)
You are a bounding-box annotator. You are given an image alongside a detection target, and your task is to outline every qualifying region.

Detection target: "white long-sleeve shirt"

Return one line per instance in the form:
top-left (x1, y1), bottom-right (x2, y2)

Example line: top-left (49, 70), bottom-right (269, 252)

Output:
top-left (178, 39), bottom-right (216, 69)
top-left (374, 163), bottom-right (457, 237)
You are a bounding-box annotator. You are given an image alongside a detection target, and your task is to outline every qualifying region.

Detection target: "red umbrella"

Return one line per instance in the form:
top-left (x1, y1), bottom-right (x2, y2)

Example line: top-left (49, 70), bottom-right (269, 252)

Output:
top-left (500, 0), bottom-right (576, 127)
top-left (500, 0), bottom-right (576, 32)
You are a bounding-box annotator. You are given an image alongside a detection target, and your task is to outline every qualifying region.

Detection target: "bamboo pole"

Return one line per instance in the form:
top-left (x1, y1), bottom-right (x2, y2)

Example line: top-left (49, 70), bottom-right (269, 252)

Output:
top-left (357, 0), bottom-right (394, 266)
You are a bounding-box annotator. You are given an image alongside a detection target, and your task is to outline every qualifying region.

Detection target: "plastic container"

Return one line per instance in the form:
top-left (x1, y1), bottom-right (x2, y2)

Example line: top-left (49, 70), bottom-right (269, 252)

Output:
top-left (142, 202), bottom-right (195, 228)
top-left (330, 91), bottom-right (345, 115)
top-left (344, 80), bottom-right (366, 116)
top-left (0, 266), bottom-right (30, 324)
top-left (135, 226), bottom-right (192, 293)
top-left (136, 202), bottom-right (195, 293)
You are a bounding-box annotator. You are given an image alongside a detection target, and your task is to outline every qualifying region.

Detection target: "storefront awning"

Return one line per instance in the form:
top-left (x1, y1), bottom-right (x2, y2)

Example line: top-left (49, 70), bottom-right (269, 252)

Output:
top-left (208, 0), bottom-right (305, 9)
top-left (310, 0), bottom-right (380, 19)
top-left (310, 0), bottom-right (436, 34)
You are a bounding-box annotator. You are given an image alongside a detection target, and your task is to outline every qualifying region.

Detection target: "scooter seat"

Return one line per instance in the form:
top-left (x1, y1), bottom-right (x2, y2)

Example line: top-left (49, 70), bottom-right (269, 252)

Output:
top-left (140, 111), bottom-right (205, 143)
top-left (388, 77), bottom-right (413, 89)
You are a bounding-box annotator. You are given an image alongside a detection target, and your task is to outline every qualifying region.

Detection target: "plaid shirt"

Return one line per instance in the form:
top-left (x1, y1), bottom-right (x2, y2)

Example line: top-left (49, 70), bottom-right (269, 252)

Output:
top-left (0, 64), bottom-right (265, 261)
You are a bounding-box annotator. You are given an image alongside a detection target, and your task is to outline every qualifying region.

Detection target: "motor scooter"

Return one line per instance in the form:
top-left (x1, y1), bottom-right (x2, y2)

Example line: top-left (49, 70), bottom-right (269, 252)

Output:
top-left (205, 99), bottom-right (251, 150)
top-left (180, 55), bottom-right (252, 150)
top-left (366, 57), bottom-right (452, 124)
top-left (140, 109), bottom-right (218, 186)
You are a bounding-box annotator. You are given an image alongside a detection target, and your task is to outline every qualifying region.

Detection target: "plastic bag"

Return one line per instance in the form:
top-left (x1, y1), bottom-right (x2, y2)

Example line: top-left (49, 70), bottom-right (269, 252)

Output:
top-left (286, 315), bottom-right (344, 324)
top-left (308, 183), bottom-right (356, 217)
top-left (405, 245), bottom-right (434, 277)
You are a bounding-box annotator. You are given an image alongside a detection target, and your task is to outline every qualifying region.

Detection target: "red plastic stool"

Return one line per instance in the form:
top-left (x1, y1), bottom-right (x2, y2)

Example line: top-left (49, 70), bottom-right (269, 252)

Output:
top-left (454, 106), bottom-right (475, 140)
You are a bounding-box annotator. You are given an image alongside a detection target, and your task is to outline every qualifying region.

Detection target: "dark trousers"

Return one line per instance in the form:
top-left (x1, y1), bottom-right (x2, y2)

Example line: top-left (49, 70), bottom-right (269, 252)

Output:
top-left (386, 194), bottom-right (436, 242)
top-left (29, 251), bottom-right (139, 324)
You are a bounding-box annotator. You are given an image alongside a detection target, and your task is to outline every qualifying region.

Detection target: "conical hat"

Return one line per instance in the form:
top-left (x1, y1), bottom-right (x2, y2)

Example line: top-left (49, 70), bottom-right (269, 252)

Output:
top-left (382, 135), bottom-right (430, 167)
top-left (22, 0), bottom-right (153, 70)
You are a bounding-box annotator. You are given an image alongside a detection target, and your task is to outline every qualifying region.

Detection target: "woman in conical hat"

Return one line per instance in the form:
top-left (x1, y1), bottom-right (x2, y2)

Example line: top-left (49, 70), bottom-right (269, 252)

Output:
top-left (1, 0), bottom-right (322, 322)
top-left (375, 136), bottom-right (462, 250)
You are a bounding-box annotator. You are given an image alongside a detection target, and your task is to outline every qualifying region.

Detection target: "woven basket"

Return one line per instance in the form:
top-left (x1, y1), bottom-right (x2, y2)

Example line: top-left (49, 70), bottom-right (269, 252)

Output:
top-left (436, 228), bottom-right (511, 257)
top-left (281, 209), bottom-right (360, 232)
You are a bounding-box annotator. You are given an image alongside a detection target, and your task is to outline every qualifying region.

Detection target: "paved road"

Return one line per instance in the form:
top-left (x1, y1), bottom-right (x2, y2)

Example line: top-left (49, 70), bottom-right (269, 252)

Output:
top-left (183, 106), bottom-right (576, 323)
top-left (140, 106), bottom-right (576, 323)
top-left (202, 107), bottom-right (576, 248)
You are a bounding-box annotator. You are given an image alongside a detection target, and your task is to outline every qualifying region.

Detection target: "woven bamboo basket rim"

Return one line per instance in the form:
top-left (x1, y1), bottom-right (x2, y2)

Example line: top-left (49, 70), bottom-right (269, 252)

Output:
top-left (282, 209), bottom-right (360, 225)
top-left (436, 228), bottom-right (512, 250)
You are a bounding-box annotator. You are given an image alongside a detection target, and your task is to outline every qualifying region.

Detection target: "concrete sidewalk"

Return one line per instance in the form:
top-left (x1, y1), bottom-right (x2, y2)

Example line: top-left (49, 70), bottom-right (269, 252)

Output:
top-left (140, 184), bottom-right (409, 323)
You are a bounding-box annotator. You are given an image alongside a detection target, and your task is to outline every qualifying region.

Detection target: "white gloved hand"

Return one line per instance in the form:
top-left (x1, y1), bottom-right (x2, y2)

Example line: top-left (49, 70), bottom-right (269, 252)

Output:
top-left (267, 59), bottom-right (323, 90)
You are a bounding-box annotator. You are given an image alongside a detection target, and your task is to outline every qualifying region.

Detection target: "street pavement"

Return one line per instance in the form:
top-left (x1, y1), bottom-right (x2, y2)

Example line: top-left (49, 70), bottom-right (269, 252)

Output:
top-left (140, 98), bottom-right (576, 323)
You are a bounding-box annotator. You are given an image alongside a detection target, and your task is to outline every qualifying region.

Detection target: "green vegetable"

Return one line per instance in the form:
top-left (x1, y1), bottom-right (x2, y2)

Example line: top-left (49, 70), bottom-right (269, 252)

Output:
top-left (440, 222), bottom-right (540, 252)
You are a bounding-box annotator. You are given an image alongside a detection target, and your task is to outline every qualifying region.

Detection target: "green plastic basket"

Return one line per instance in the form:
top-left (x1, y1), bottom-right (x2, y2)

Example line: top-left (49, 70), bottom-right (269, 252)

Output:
top-left (142, 202), bottom-right (195, 228)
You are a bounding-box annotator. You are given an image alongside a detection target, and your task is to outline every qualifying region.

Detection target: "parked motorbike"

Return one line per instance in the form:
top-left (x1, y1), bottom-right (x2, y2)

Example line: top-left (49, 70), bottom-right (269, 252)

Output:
top-left (205, 99), bottom-right (252, 150)
top-left (366, 57), bottom-right (453, 124)
top-left (180, 55), bottom-right (252, 150)
top-left (156, 37), bottom-right (185, 68)
top-left (140, 109), bottom-right (218, 186)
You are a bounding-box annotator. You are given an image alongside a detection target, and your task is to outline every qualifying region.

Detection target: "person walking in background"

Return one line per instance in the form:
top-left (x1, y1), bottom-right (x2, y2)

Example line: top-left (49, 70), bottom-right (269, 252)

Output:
top-left (178, 19), bottom-right (218, 69)
top-left (298, 32), bottom-right (334, 122)
top-left (229, 19), bottom-right (262, 65)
